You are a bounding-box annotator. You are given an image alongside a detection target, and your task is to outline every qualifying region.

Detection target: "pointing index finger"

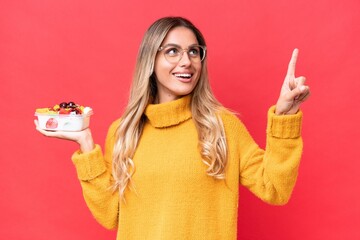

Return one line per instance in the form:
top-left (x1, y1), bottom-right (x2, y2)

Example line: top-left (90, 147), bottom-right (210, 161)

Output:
top-left (287, 48), bottom-right (299, 76)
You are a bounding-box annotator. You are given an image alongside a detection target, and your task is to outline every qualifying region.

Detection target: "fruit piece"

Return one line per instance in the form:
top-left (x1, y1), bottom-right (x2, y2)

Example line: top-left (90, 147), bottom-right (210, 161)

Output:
top-left (70, 108), bottom-right (82, 114)
top-left (52, 104), bottom-right (60, 111)
top-left (67, 101), bottom-right (76, 108)
top-left (46, 118), bottom-right (58, 129)
top-left (36, 101), bottom-right (89, 116)
top-left (59, 102), bottom-right (68, 108)
top-left (59, 108), bottom-right (70, 114)
top-left (36, 108), bottom-right (51, 113)
top-left (83, 107), bottom-right (93, 115)
top-left (48, 110), bottom-right (57, 115)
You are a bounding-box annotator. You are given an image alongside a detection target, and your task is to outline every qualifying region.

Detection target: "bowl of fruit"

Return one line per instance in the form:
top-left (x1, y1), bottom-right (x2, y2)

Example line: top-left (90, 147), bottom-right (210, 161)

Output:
top-left (35, 101), bottom-right (93, 131)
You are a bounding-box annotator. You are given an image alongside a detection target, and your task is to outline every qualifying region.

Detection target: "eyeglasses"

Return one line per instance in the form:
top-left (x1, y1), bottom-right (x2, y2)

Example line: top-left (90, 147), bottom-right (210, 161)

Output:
top-left (158, 44), bottom-right (206, 64)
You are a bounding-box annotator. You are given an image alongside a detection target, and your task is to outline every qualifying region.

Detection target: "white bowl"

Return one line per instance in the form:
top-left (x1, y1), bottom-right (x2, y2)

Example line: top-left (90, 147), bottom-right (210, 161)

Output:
top-left (35, 112), bottom-right (93, 131)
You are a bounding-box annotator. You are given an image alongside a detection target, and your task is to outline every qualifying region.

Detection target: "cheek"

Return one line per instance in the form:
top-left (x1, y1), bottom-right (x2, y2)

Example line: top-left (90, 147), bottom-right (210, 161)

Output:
top-left (154, 55), bottom-right (173, 70)
top-left (194, 64), bottom-right (202, 79)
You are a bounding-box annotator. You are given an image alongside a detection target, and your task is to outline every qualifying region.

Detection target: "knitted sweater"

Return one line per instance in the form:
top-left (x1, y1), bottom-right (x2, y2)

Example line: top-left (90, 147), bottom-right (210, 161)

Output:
top-left (71, 95), bottom-right (303, 240)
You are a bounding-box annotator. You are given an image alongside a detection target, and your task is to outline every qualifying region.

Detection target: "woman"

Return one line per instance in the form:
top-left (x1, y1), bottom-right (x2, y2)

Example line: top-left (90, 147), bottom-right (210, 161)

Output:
top-left (35, 16), bottom-right (310, 240)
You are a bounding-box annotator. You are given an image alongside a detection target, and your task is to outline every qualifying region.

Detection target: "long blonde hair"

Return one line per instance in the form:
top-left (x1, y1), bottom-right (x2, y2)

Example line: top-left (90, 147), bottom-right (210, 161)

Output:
top-left (112, 17), bottom-right (228, 199)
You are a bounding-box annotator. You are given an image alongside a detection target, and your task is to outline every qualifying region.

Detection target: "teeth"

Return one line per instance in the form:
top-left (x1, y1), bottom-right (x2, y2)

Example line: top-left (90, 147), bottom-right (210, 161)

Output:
top-left (174, 73), bottom-right (192, 78)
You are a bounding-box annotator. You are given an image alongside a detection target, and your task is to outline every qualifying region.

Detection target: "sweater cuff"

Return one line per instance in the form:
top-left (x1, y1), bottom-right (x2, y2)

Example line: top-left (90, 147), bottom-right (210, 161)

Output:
top-left (266, 106), bottom-right (303, 139)
top-left (71, 144), bottom-right (107, 181)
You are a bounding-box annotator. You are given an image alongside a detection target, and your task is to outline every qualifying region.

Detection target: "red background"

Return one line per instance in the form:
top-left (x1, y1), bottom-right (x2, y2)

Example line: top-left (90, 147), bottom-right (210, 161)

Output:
top-left (1, 0), bottom-right (359, 239)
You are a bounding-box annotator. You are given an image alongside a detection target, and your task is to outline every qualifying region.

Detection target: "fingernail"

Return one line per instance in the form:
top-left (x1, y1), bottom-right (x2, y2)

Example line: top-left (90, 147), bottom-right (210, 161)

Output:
top-left (300, 86), bottom-right (306, 91)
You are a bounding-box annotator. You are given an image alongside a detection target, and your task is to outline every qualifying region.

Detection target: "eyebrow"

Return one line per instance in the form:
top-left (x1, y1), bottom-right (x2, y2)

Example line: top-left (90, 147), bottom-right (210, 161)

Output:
top-left (161, 43), bottom-right (200, 48)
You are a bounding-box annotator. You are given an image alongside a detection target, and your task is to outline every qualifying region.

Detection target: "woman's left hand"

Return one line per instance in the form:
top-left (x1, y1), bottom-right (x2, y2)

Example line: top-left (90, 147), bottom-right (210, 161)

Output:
top-left (275, 49), bottom-right (310, 115)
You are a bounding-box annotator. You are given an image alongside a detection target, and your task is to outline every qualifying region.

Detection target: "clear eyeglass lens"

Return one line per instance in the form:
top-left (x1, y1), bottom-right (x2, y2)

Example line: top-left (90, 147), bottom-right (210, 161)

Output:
top-left (162, 46), bottom-right (206, 63)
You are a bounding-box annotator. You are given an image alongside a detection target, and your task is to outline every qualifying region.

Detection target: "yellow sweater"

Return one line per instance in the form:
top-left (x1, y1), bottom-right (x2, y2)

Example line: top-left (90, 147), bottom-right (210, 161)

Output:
top-left (72, 95), bottom-right (303, 240)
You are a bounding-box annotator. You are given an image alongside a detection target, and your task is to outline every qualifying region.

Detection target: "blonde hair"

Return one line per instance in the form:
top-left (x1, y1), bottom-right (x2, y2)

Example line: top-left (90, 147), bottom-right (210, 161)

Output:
top-left (112, 17), bottom-right (228, 200)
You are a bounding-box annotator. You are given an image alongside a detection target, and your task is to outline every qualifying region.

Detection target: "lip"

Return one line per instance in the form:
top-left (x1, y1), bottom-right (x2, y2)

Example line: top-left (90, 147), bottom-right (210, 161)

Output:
top-left (172, 72), bottom-right (193, 83)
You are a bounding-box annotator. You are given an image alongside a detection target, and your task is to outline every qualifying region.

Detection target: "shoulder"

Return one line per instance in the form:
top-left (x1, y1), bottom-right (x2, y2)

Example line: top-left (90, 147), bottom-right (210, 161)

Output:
top-left (109, 118), bottom-right (121, 133)
top-left (218, 109), bottom-right (244, 128)
top-left (217, 109), bottom-right (250, 136)
top-left (105, 118), bottom-right (121, 143)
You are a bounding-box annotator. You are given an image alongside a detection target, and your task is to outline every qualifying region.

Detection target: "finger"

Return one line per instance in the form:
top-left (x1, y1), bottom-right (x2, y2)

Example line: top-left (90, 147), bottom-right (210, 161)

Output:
top-left (296, 86), bottom-right (311, 102)
top-left (36, 126), bottom-right (56, 137)
top-left (285, 84), bottom-right (305, 101)
top-left (286, 48), bottom-right (299, 77)
top-left (288, 77), bottom-right (296, 90)
top-left (288, 76), bottom-right (306, 92)
top-left (296, 76), bottom-right (306, 87)
top-left (293, 86), bottom-right (310, 103)
top-left (34, 119), bottom-right (46, 133)
top-left (293, 76), bottom-right (306, 92)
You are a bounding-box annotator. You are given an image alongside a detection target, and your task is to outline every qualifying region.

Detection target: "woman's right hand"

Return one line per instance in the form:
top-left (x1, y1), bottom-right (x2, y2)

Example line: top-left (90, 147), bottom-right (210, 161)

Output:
top-left (34, 119), bottom-right (95, 153)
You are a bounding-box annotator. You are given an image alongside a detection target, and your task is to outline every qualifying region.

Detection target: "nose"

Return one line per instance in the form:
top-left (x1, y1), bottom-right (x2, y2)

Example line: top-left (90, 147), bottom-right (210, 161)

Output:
top-left (178, 51), bottom-right (191, 67)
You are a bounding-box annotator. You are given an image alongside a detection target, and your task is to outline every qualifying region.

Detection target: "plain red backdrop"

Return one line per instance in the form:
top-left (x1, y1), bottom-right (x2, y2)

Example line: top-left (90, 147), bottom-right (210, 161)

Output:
top-left (1, 0), bottom-right (359, 239)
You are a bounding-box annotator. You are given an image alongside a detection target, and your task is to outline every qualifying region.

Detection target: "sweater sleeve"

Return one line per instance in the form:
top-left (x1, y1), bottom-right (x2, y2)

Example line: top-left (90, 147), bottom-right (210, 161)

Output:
top-left (233, 106), bottom-right (303, 205)
top-left (71, 120), bottom-right (120, 229)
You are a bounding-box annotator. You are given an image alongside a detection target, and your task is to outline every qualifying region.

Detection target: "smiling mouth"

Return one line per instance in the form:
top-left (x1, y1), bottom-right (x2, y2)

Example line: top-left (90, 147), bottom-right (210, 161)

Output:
top-left (173, 73), bottom-right (193, 79)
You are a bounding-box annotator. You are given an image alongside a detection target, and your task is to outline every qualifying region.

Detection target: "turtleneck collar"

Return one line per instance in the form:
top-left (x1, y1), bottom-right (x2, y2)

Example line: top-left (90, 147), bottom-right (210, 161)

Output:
top-left (144, 95), bottom-right (192, 128)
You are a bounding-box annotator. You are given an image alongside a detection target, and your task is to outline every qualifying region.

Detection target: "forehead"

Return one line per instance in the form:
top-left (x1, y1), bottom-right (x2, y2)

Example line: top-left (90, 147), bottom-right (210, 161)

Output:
top-left (162, 26), bottom-right (199, 46)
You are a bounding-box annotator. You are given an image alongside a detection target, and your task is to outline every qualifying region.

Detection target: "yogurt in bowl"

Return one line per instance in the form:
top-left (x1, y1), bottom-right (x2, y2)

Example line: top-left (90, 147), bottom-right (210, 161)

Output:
top-left (35, 102), bottom-right (93, 131)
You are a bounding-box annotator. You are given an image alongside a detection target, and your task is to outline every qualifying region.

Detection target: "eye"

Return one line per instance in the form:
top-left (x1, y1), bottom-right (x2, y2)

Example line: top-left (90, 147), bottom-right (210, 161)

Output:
top-left (165, 47), bottom-right (180, 57)
top-left (188, 47), bottom-right (200, 57)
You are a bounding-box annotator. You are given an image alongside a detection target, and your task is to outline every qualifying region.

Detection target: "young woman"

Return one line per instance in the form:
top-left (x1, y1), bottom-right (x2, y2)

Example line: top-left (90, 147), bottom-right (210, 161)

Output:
top-left (35, 16), bottom-right (310, 240)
